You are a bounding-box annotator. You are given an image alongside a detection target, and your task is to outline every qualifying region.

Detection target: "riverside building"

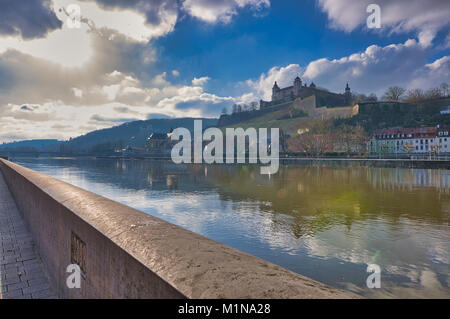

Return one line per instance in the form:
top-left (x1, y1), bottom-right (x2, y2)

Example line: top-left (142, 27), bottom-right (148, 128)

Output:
top-left (368, 126), bottom-right (450, 155)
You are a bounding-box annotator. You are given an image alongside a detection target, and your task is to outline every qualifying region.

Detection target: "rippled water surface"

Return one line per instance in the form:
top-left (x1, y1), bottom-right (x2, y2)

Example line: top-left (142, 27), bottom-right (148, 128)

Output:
top-left (13, 157), bottom-right (450, 298)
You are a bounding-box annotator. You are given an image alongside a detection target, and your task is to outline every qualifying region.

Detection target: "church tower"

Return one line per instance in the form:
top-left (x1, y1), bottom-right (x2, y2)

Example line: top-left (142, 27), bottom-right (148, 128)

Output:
top-left (293, 76), bottom-right (302, 97)
top-left (272, 81), bottom-right (280, 101)
top-left (344, 83), bottom-right (352, 105)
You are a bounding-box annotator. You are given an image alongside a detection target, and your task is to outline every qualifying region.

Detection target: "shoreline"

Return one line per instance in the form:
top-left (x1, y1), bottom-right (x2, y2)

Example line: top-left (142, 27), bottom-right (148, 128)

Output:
top-left (7, 155), bottom-right (450, 169)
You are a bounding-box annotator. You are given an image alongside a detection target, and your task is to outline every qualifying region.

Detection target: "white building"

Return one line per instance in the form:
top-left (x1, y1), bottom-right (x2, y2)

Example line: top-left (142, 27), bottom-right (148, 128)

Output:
top-left (369, 126), bottom-right (450, 155)
top-left (440, 106), bottom-right (450, 115)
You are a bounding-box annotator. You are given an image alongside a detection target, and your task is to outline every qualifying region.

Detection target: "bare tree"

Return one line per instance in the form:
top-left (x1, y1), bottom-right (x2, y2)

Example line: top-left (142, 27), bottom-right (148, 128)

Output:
top-left (406, 88), bottom-right (425, 102)
top-left (242, 104), bottom-right (250, 112)
top-left (367, 93), bottom-right (378, 101)
top-left (440, 82), bottom-right (449, 96)
top-left (425, 87), bottom-right (443, 99)
top-left (336, 125), bottom-right (366, 153)
top-left (382, 86), bottom-right (405, 101)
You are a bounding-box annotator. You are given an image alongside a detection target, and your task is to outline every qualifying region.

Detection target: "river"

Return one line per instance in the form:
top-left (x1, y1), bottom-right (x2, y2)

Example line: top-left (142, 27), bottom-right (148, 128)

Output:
top-left (12, 157), bottom-right (450, 298)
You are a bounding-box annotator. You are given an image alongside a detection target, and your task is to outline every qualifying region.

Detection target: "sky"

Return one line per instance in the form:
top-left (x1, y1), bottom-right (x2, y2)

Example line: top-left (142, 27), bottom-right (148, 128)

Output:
top-left (0, 0), bottom-right (449, 142)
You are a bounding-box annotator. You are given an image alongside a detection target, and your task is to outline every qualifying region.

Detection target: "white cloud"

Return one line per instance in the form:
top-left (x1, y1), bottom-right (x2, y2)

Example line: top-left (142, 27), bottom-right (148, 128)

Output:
top-left (102, 84), bottom-right (121, 101)
top-left (0, 18), bottom-right (93, 68)
top-left (0, 59), bottom-right (233, 141)
top-left (157, 85), bottom-right (235, 117)
top-left (0, 0), bottom-right (177, 69)
top-left (0, 101), bottom-right (151, 142)
top-left (246, 64), bottom-right (302, 100)
top-left (72, 88), bottom-right (83, 98)
top-left (245, 38), bottom-right (449, 99)
top-left (192, 76), bottom-right (211, 86)
top-left (408, 55), bottom-right (450, 90)
top-left (182, 0), bottom-right (270, 23)
top-left (152, 72), bottom-right (170, 87)
top-left (54, 0), bottom-right (177, 42)
top-left (318, 0), bottom-right (450, 47)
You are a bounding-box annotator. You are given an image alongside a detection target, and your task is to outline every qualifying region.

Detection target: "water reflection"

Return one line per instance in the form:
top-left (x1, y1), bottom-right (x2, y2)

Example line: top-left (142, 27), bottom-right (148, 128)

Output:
top-left (13, 157), bottom-right (450, 298)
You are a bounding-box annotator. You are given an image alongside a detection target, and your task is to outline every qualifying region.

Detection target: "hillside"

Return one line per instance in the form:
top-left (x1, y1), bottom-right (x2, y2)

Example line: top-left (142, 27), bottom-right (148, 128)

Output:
top-left (220, 96), bottom-right (450, 135)
top-left (338, 97), bottom-right (450, 133)
top-left (61, 118), bottom-right (218, 153)
top-left (0, 139), bottom-right (63, 152)
top-left (218, 100), bottom-right (309, 132)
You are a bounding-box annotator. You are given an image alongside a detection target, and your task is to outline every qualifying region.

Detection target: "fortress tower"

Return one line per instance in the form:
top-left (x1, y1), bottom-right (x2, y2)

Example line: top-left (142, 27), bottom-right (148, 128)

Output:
top-left (271, 81), bottom-right (280, 101)
top-left (293, 76), bottom-right (302, 96)
top-left (344, 83), bottom-right (352, 105)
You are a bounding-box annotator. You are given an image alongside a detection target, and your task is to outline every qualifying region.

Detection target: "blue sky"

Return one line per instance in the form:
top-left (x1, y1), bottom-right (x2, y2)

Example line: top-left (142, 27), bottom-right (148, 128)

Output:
top-left (0, 0), bottom-right (449, 142)
top-left (153, 0), bottom-right (449, 97)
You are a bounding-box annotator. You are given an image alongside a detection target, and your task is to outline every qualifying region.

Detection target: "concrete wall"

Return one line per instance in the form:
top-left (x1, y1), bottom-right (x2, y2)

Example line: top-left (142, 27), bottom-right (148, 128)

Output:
top-left (0, 159), bottom-right (352, 299)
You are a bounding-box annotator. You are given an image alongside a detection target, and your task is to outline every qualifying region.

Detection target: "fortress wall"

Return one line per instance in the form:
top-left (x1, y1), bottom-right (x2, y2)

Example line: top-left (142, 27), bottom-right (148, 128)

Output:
top-left (298, 88), bottom-right (347, 107)
top-left (0, 158), bottom-right (352, 299)
top-left (315, 106), bottom-right (355, 119)
top-left (293, 96), bottom-right (355, 119)
top-left (293, 96), bottom-right (316, 115)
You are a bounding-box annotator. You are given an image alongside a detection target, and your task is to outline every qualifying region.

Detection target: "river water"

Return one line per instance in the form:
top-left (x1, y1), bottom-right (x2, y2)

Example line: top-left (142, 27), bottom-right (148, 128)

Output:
top-left (12, 157), bottom-right (450, 298)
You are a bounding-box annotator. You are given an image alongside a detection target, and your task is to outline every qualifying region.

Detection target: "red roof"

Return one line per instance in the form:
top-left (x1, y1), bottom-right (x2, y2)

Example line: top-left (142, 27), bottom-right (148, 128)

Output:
top-left (371, 127), bottom-right (439, 139)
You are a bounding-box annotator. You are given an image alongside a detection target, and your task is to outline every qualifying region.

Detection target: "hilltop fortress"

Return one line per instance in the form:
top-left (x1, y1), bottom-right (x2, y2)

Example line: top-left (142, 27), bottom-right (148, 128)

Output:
top-left (219, 76), bottom-right (360, 127)
top-left (259, 76), bottom-right (358, 119)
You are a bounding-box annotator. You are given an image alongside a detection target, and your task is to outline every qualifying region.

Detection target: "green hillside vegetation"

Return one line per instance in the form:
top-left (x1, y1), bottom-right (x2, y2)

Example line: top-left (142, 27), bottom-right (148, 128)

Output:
top-left (219, 100), bottom-right (309, 132)
top-left (0, 139), bottom-right (62, 152)
top-left (60, 118), bottom-right (218, 154)
top-left (338, 97), bottom-right (450, 133)
top-left (221, 96), bottom-right (450, 137)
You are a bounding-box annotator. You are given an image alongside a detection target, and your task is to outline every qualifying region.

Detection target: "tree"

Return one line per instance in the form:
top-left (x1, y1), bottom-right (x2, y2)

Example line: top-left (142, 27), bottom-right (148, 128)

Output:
top-left (406, 88), bottom-right (425, 102)
top-left (333, 125), bottom-right (366, 154)
top-left (352, 93), bottom-right (367, 103)
top-left (440, 82), bottom-right (449, 96)
top-left (382, 86), bottom-right (405, 101)
top-left (221, 107), bottom-right (228, 115)
top-left (232, 104), bottom-right (238, 114)
top-left (287, 133), bottom-right (334, 155)
top-left (367, 93), bottom-right (378, 101)
top-left (425, 87), bottom-right (443, 99)
top-left (242, 104), bottom-right (250, 112)
top-left (287, 120), bottom-right (336, 155)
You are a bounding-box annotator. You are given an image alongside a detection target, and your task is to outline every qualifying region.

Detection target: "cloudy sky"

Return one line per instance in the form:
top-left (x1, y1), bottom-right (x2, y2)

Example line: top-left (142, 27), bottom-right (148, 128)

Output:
top-left (0, 0), bottom-right (449, 142)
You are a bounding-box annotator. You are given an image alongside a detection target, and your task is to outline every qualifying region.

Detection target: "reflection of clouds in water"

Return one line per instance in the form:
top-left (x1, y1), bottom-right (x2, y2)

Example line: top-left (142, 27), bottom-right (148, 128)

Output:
top-left (303, 219), bottom-right (449, 298)
top-left (17, 159), bottom-right (450, 298)
top-left (136, 193), bottom-right (220, 235)
top-left (143, 191), bottom-right (306, 255)
top-left (354, 268), bottom-right (448, 299)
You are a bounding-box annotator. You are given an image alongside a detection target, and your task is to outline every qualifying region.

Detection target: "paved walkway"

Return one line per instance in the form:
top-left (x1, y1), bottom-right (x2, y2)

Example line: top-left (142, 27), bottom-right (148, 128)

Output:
top-left (0, 171), bottom-right (56, 299)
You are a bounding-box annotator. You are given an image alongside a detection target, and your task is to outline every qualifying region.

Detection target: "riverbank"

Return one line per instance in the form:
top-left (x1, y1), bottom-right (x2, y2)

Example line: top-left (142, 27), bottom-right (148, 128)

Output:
top-left (280, 157), bottom-right (450, 169)
top-left (93, 156), bottom-right (450, 169)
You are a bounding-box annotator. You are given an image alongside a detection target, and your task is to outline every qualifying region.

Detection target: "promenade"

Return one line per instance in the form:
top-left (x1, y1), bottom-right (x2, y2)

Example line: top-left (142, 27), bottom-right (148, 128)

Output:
top-left (0, 171), bottom-right (56, 299)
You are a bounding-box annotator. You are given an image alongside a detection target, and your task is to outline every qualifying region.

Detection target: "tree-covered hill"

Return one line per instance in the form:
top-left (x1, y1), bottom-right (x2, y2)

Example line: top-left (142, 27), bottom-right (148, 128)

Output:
top-left (60, 118), bottom-right (218, 153)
